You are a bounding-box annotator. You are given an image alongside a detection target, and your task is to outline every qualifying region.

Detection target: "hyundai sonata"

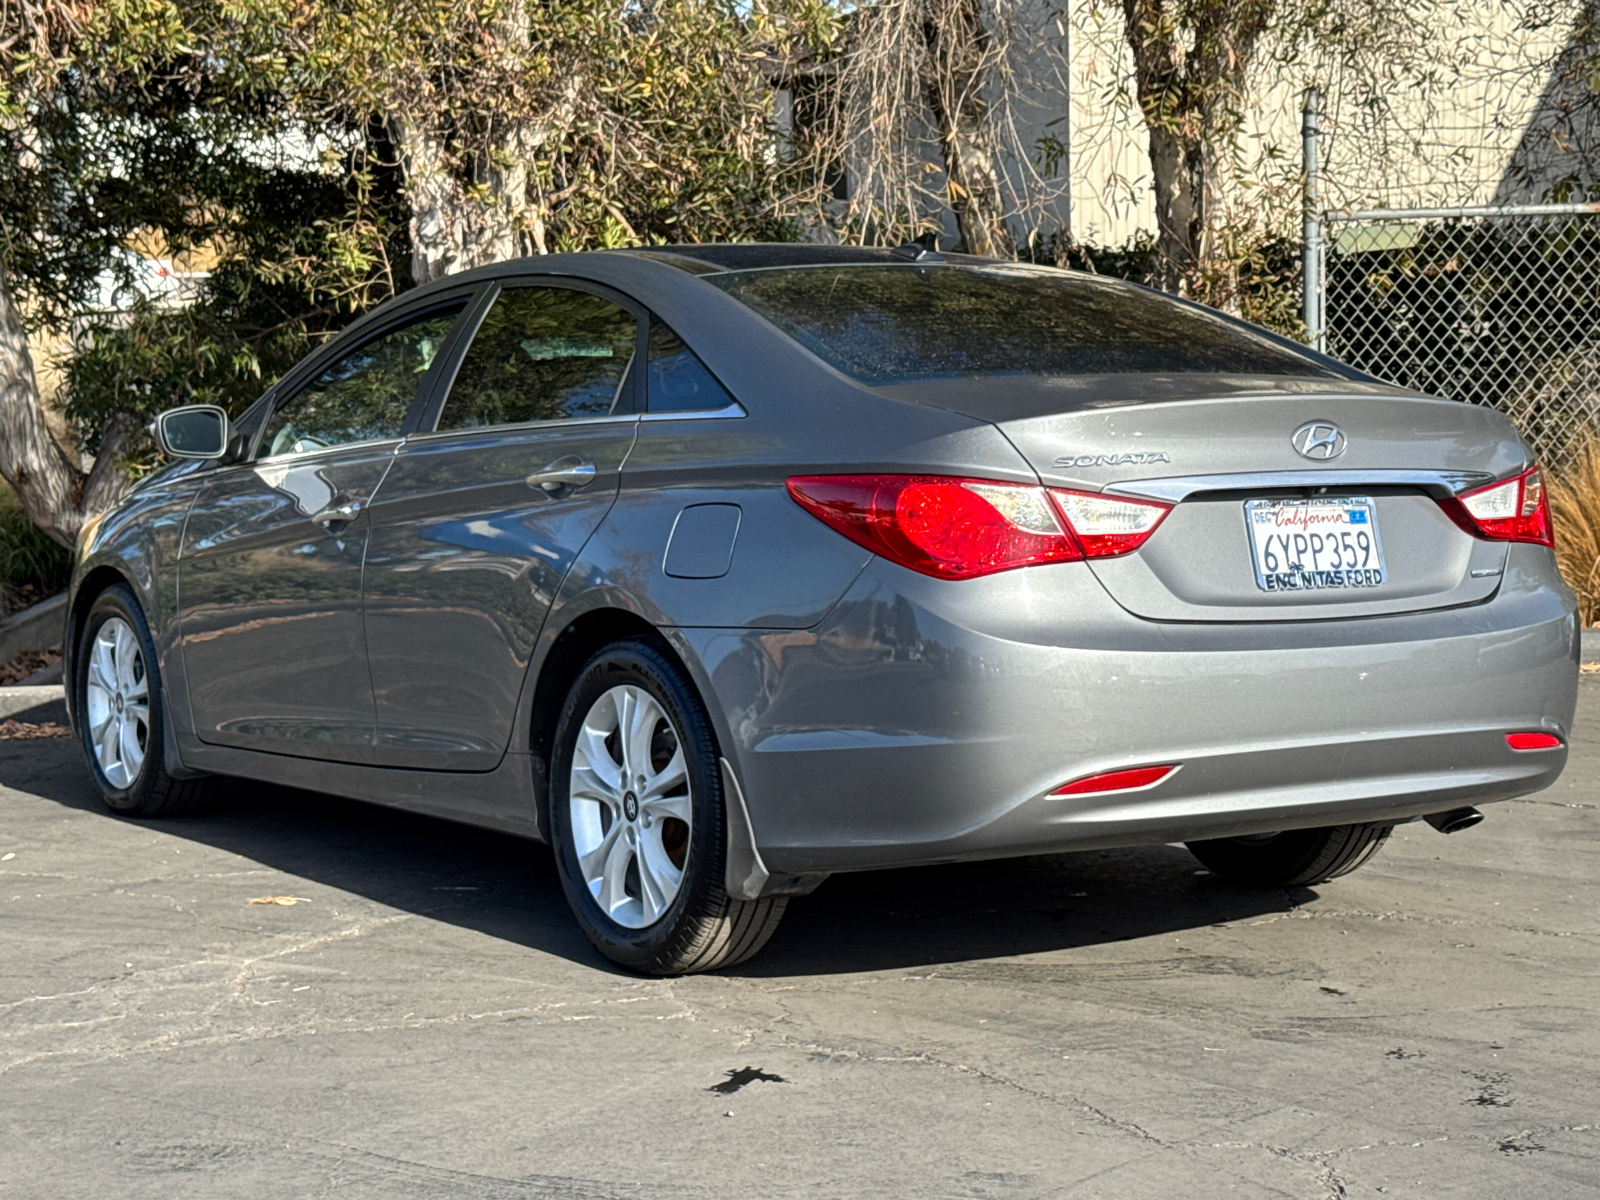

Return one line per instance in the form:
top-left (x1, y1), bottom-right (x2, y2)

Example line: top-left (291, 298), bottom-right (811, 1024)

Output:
top-left (65, 242), bottom-right (1578, 973)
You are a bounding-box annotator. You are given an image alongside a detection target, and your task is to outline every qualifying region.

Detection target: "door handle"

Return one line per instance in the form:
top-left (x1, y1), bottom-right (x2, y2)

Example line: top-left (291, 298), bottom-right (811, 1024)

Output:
top-left (526, 457), bottom-right (597, 497)
top-left (311, 499), bottom-right (362, 529)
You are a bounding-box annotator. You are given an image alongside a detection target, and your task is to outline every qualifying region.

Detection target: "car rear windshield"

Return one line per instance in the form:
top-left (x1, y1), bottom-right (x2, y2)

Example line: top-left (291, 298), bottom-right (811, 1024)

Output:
top-left (703, 263), bottom-right (1341, 385)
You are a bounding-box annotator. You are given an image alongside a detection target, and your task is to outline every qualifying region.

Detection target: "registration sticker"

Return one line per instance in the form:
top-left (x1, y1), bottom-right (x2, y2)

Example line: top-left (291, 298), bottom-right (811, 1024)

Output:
top-left (1245, 497), bottom-right (1386, 592)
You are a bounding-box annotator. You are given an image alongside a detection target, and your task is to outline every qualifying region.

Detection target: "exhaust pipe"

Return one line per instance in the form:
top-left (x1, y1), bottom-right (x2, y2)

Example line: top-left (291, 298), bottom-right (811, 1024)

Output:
top-left (1424, 807), bottom-right (1484, 835)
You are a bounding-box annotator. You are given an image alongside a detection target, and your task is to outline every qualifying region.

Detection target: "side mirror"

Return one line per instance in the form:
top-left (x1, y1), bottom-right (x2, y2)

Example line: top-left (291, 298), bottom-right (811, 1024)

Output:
top-left (152, 405), bottom-right (230, 460)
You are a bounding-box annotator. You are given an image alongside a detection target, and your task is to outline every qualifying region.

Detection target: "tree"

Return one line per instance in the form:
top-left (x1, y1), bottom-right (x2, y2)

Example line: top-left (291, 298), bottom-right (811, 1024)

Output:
top-left (231, 0), bottom-right (811, 281)
top-left (1116, 0), bottom-right (1273, 302)
top-left (1096, 0), bottom-right (1506, 310)
top-left (0, 0), bottom-right (193, 547)
top-left (1501, 0), bottom-right (1600, 200)
top-left (800, 0), bottom-right (1070, 254)
top-left (0, 0), bottom-right (815, 545)
top-left (0, 0), bottom-right (405, 545)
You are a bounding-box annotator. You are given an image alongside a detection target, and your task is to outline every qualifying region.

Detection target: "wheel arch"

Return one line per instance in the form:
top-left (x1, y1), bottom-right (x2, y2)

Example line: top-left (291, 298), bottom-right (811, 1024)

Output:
top-left (525, 599), bottom-right (743, 818)
top-left (526, 606), bottom-right (715, 830)
top-left (64, 563), bottom-right (206, 783)
top-left (63, 565), bottom-right (138, 727)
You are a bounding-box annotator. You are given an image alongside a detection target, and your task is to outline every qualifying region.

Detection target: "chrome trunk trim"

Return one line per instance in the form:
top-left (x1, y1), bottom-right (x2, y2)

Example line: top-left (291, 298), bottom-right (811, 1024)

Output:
top-left (1105, 469), bottom-right (1495, 503)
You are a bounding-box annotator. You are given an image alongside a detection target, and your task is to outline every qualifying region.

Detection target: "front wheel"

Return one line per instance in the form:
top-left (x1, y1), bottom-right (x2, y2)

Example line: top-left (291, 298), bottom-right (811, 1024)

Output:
top-left (549, 638), bottom-right (785, 975)
top-left (1186, 822), bottom-right (1393, 888)
top-left (76, 584), bottom-right (210, 818)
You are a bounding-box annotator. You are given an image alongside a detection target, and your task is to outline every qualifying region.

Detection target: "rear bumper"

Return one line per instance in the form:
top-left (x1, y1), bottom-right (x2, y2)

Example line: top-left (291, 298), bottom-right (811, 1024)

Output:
top-left (683, 544), bottom-right (1578, 874)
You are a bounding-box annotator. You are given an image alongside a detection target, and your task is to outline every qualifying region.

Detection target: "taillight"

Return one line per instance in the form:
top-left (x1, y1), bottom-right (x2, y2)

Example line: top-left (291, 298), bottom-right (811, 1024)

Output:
top-left (785, 475), bottom-right (1171, 579)
top-left (1048, 488), bottom-right (1171, 557)
top-left (1441, 466), bottom-right (1553, 547)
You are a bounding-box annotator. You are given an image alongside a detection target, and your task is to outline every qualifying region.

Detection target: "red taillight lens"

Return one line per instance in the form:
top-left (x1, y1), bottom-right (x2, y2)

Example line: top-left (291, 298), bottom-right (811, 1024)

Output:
top-left (1050, 764), bottom-right (1178, 796)
top-left (1506, 731), bottom-right (1563, 751)
top-left (786, 475), bottom-right (1078, 579)
top-left (786, 475), bottom-right (1171, 580)
top-left (1441, 466), bottom-right (1553, 547)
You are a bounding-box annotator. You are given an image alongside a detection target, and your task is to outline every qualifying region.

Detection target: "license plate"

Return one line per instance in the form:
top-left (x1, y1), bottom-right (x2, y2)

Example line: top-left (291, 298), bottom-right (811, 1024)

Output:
top-left (1244, 498), bottom-right (1386, 592)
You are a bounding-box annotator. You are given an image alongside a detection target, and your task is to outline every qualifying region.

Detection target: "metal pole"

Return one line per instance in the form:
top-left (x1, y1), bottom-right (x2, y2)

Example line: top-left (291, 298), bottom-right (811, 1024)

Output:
top-left (1302, 86), bottom-right (1324, 352)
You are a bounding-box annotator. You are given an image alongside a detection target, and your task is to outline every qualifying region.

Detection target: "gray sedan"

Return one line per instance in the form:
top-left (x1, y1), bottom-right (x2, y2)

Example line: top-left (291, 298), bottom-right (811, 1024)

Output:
top-left (64, 242), bottom-right (1578, 973)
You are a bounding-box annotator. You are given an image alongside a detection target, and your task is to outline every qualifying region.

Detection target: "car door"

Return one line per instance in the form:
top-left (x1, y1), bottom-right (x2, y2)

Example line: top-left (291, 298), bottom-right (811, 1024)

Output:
top-left (176, 296), bottom-right (474, 763)
top-left (362, 279), bottom-right (642, 769)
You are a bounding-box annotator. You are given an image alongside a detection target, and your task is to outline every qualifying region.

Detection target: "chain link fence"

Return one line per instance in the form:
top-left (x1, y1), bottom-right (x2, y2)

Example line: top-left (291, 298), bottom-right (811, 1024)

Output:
top-left (1302, 94), bottom-right (1600, 468)
top-left (1318, 206), bottom-right (1600, 465)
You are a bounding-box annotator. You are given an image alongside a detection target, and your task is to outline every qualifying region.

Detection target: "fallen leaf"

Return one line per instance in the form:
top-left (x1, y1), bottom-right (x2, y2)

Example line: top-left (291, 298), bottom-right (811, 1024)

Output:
top-left (1, 852), bottom-right (14, 861)
top-left (248, 896), bottom-right (309, 906)
top-left (0, 645), bottom-right (61, 686)
top-left (0, 720), bottom-right (71, 739)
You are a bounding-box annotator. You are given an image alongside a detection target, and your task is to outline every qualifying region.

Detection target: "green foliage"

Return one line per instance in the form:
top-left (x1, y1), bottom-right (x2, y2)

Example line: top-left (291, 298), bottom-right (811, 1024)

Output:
top-left (1, 0), bottom-right (414, 476)
top-left (0, 481), bottom-right (71, 603)
top-left (59, 145), bottom-right (412, 456)
top-left (221, 0), bottom-right (818, 252)
top-left (5, 0), bottom-right (822, 489)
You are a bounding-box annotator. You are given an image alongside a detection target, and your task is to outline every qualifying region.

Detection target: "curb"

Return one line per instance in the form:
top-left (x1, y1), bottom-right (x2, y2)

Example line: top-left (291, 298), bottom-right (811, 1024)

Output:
top-left (0, 592), bottom-right (67, 663)
top-left (1584, 627), bottom-right (1600, 662)
top-left (0, 683), bottom-right (66, 719)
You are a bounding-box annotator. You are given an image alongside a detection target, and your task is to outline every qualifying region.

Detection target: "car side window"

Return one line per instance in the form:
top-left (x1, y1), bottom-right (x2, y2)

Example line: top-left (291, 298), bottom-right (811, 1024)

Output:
top-left (436, 286), bottom-right (638, 431)
top-left (260, 305), bottom-right (464, 459)
top-left (647, 320), bottom-right (737, 413)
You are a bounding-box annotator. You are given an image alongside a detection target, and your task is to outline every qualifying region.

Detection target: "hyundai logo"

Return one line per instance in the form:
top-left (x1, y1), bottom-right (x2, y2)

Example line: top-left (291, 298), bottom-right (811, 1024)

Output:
top-left (1291, 421), bottom-right (1347, 460)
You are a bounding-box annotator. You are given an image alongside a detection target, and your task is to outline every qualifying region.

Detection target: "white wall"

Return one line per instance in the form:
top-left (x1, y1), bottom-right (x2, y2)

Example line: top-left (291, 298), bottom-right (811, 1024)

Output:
top-left (1063, 1), bottom-right (1584, 247)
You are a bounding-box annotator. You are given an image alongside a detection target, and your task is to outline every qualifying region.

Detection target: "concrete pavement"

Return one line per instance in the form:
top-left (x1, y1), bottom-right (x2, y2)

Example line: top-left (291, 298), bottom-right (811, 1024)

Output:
top-left (2, 683), bottom-right (1597, 1198)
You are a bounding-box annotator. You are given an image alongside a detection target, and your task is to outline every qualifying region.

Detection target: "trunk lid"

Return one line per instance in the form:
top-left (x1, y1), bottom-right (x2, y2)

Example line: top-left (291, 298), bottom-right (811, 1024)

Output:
top-left (880, 377), bottom-right (1529, 623)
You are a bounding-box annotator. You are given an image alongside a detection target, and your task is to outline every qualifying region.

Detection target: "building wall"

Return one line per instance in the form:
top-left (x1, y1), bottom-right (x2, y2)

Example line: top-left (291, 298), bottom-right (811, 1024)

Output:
top-left (1064, 2), bottom-right (1584, 247)
top-left (775, 2), bottom-right (1593, 249)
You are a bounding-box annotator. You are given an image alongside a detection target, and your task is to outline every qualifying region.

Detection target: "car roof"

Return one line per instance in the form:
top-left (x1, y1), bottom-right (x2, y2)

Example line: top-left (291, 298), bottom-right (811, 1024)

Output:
top-left (612, 243), bottom-right (993, 274)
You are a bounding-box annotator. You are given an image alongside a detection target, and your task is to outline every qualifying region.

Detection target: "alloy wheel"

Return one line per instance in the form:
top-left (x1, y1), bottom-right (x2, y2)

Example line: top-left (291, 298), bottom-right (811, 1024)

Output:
top-left (83, 617), bottom-right (149, 789)
top-left (567, 684), bottom-right (692, 929)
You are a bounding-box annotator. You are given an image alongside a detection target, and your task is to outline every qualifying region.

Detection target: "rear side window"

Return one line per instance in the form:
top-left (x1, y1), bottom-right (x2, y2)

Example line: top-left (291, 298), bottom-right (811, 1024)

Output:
top-left (647, 321), bottom-right (736, 413)
top-left (437, 286), bottom-right (637, 431)
top-left (703, 264), bottom-right (1340, 385)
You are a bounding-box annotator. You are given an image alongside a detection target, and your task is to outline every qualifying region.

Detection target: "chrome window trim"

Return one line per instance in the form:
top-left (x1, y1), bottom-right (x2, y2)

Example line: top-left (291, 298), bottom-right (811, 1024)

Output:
top-left (252, 436), bottom-right (407, 467)
top-left (399, 412), bottom-right (641, 447)
top-left (639, 402), bottom-right (747, 423)
top-left (1105, 469), bottom-right (1495, 503)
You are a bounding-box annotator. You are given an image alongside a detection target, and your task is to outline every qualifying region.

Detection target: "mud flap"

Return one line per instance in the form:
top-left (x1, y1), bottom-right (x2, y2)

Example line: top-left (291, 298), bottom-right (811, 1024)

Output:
top-left (719, 756), bottom-right (827, 901)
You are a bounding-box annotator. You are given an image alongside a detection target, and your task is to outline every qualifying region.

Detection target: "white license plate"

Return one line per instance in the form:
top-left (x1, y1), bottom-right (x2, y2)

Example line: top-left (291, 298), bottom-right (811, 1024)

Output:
top-left (1245, 498), bottom-right (1386, 592)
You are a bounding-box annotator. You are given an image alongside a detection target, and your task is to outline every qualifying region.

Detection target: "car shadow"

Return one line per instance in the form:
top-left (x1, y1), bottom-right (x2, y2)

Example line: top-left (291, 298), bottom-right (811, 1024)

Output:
top-left (3, 700), bottom-right (1309, 978)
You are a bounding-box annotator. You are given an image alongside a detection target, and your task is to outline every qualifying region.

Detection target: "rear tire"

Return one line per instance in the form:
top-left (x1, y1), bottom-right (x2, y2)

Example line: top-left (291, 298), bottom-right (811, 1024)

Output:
top-left (75, 584), bottom-right (210, 818)
top-left (549, 638), bottom-right (785, 975)
top-left (1186, 822), bottom-right (1393, 887)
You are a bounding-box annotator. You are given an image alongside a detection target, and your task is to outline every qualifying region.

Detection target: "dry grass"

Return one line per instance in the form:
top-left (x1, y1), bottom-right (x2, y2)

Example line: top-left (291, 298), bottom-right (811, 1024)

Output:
top-left (1548, 433), bottom-right (1600, 626)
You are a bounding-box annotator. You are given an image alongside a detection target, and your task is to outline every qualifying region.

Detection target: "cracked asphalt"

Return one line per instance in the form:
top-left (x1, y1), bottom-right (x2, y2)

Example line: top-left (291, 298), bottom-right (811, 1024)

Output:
top-left (2, 681), bottom-right (1597, 1199)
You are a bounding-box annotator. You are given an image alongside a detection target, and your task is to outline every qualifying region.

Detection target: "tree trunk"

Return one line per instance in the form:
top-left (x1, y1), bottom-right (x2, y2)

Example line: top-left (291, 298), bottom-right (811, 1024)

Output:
top-left (1145, 121), bottom-right (1199, 293)
top-left (921, 0), bottom-right (1012, 257)
top-left (390, 115), bottom-right (533, 284)
top-left (389, 65), bottom-right (583, 282)
top-left (1122, 0), bottom-right (1271, 308)
top-left (0, 265), bottom-right (83, 548)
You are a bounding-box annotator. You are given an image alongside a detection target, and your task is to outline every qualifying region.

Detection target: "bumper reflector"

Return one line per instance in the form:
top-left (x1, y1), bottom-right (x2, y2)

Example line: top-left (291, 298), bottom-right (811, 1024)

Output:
top-left (1505, 732), bottom-right (1563, 751)
top-left (1050, 764), bottom-right (1177, 797)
